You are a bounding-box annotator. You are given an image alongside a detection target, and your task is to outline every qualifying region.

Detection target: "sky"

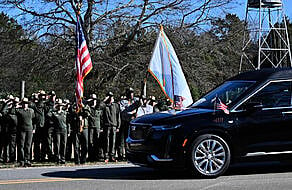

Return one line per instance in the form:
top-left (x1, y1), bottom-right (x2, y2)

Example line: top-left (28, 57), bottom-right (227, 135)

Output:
top-left (232, 0), bottom-right (292, 19)
top-left (1, 0), bottom-right (291, 32)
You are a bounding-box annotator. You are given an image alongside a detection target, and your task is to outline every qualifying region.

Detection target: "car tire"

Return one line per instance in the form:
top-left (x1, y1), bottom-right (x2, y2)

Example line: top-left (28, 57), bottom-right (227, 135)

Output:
top-left (189, 134), bottom-right (231, 178)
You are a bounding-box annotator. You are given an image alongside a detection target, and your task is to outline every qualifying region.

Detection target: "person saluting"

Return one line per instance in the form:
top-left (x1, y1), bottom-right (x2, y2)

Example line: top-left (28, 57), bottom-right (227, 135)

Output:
top-left (50, 99), bottom-right (69, 164)
top-left (16, 97), bottom-right (35, 167)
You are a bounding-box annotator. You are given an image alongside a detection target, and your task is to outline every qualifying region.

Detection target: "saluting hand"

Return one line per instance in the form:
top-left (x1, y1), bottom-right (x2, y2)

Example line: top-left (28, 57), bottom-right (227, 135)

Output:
top-left (103, 96), bottom-right (110, 102)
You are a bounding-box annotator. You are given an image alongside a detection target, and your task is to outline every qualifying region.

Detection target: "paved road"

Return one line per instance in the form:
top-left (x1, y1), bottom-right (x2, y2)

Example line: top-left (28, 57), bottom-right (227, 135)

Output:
top-left (1, 161), bottom-right (292, 190)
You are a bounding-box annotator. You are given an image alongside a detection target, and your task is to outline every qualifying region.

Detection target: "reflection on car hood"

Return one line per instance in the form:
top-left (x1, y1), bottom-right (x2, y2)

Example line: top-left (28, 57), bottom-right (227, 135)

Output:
top-left (131, 108), bottom-right (214, 124)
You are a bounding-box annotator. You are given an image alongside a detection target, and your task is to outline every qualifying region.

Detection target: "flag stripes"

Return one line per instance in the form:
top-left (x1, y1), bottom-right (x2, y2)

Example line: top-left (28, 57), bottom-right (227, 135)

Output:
top-left (75, 15), bottom-right (93, 112)
top-left (216, 99), bottom-right (230, 114)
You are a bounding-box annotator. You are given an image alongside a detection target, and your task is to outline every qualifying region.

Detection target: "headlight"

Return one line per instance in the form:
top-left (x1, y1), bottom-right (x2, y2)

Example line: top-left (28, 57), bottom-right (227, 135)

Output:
top-left (152, 124), bottom-right (182, 131)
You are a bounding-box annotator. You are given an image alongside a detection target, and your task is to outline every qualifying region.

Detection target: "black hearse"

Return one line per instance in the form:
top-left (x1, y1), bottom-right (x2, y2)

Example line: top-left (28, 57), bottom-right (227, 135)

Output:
top-left (126, 68), bottom-right (292, 177)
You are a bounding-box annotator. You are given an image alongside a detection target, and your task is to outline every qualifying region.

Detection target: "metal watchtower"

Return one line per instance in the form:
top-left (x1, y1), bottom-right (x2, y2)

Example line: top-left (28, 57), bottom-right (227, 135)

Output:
top-left (240, 0), bottom-right (292, 71)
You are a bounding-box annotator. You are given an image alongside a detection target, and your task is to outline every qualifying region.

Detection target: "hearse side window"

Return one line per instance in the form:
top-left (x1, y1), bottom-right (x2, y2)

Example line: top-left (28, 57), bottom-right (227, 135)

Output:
top-left (241, 81), bottom-right (292, 109)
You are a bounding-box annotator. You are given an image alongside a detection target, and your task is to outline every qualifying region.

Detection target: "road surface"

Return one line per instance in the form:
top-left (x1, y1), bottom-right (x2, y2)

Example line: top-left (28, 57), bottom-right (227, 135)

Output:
top-left (1, 161), bottom-right (292, 190)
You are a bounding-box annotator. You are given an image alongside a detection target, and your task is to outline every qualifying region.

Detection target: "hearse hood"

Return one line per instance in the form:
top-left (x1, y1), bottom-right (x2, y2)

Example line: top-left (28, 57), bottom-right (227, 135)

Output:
top-left (131, 108), bottom-right (215, 124)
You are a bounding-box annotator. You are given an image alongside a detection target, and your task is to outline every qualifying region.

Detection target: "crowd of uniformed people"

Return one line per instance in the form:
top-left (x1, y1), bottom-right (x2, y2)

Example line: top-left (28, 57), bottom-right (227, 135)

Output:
top-left (0, 88), bottom-right (172, 167)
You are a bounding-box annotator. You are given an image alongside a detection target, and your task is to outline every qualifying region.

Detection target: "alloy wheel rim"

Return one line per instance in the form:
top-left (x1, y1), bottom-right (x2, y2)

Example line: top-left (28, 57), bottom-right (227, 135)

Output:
top-left (193, 139), bottom-right (226, 175)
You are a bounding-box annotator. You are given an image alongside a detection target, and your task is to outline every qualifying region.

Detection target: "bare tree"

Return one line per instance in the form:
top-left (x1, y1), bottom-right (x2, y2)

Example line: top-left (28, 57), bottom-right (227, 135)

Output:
top-left (0, 0), bottom-right (238, 97)
top-left (0, 0), bottom-right (235, 50)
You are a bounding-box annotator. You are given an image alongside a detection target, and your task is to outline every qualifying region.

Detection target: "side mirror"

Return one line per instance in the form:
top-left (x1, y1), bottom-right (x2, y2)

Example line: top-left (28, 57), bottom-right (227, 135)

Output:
top-left (242, 102), bottom-right (263, 112)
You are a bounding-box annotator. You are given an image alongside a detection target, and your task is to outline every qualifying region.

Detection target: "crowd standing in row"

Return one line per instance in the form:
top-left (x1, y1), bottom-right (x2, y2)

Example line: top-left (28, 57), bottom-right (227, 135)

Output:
top-left (0, 88), bottom-right (172, 166)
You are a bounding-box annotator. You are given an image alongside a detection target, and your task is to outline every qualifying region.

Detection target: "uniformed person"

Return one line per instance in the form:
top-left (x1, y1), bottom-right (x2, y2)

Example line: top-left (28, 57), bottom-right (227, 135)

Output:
top-left (71, 104), bottom-right (89, 164)
top-left (16, 98), bottom-right (35, 166)
top-left (79, 104), bottom-right (90, 164)
top-left (6, 97), bottom-right (20, 163)
top-left (68, 104), bottom-right (80, 164)
top-left (64, 100), bottom-right (74, 161)
top-left (87, 94), bottom-right (103, 161)
top-left (0, 99), bottom-right (4, 163)
top-left (44, 91), bottom-right (56, 161)
top-left (51, 99), bottom-right (69, 164)
top-left (118, 88), bottom-right (139, 160)
top-left (136, 95), bottom-right (153, 117)
top-left (149, 96), bottom-right (160, 113)
top-left (31, 91), bottom-right (46, 161)
top-left (102, 92), bottom-right (121, 162)
top-left (0, 99), bottom-right (5, 163)
top-left (0, 95), bottom-right (14, 163)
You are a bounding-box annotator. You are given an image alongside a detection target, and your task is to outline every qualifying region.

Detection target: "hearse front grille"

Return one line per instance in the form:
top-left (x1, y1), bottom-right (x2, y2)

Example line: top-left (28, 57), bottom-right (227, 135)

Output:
top-left (129, 123), bottom-right (152, 140)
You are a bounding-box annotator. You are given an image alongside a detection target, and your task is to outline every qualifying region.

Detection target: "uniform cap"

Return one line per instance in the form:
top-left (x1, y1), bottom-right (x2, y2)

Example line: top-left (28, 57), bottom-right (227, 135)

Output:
top-left (150, 96), bottom-right (156, 101)
top-left (49, 91), bottom-right (56, 96)
top-left (7, 95), bottom-right (14, 100)
top-left (91, 94), bottom-right (98, 99)
top-left (128, 87), bottom-right (134, 92)
top-left (33, 93), bottom-right (38, 98)
top-left (22, 97), bottom-right (29, 103)
top-left (107, 91), bottom-right (114, 97)
top-left (39, 90), bottom-right (46, 96)
top-left (88, 94), bottom-right (98, 101)
top-left (14, 97), bottom-right (20, 102)
top-left (63, 99), bottom-right (70, 104)
top-left (56, 99), bottom-right (65, 106)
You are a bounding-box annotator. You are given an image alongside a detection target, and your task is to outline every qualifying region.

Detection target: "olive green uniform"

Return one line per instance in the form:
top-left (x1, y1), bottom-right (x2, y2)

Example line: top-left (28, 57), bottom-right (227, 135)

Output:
top-left (119, 99), bottom-right (139, 160)
top-left (79, 106), bottom-right (89, 163)
top-left (0, 102), bottom-right (10, 163)
top-left (6, 106), bottom-right (18, 163)
top-left (67, 107), bottom-right (80, 164)
top-left (50, 110), bottom-right (69, 163)
top-left (31, 100), bottom-right (45, 161)
top-left (0, 110), bottom-right (4, 163)
top-left (71, 106), bottom-right (89, 164)
top-left (88, 106), bottom-right (103, 161)
top-left (102, 102), bottom-right (121, 160)
top-left (16, 107), bottom-right (35, 165)
top-left (44, 101), bottom-right (55, 161)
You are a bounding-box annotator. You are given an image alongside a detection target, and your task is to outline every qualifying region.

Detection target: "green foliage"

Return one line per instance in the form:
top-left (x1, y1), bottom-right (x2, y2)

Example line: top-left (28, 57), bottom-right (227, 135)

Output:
top-left (190, 85), bottom-right (201, 101)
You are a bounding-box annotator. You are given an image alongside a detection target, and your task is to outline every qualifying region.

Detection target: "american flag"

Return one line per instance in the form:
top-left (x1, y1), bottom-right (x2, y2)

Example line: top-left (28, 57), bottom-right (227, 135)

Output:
top-left (75, 16), bottom-right (93, 112)
top-left (174, 95), bottom-right (185, 109)
top-left (216, 98), bottom-right (230, 114)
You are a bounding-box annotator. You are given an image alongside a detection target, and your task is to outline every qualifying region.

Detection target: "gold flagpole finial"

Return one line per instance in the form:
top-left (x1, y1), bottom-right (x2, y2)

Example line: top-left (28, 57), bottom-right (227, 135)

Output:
top-left (76, 2), bottom-right (82, 15)
top-left (160, 24), bottom-right (163, 31)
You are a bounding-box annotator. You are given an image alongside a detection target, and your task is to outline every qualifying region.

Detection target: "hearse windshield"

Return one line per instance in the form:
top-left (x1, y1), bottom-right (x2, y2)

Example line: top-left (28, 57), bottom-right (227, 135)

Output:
top-left (191, 81), bottom-right (255, 109)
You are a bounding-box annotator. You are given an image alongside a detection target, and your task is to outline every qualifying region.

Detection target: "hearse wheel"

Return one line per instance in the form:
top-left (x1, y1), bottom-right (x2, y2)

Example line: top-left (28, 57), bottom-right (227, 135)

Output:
top-left (190, 134), bottom-right (231, 178)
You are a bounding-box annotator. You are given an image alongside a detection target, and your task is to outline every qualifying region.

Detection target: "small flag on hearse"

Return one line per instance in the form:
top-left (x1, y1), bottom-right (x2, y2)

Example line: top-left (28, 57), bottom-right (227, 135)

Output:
top-left (148, 25), bottom-right (193, 109)
top-left (213, 96), bottom-right (230, 114)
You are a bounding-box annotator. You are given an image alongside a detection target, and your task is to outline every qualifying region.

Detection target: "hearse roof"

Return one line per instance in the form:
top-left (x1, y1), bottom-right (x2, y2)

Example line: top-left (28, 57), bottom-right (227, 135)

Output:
top-left (228, 68), bottom-right (292, 82)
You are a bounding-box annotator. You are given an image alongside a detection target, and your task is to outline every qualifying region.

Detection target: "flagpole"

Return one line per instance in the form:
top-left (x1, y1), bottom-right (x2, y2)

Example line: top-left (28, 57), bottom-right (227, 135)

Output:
top-left (170, 58), bottom-right (175, 109)
top-left (213, 95), bottom-right (217, 115)
top-left (136, 71), bottom-right (149, 115)
top-left (161, 26), bottom-right (175, 109)
top-left (75, 2), bottom-right (80, 113)
top-left (143, 72), bottom-right (149, 97)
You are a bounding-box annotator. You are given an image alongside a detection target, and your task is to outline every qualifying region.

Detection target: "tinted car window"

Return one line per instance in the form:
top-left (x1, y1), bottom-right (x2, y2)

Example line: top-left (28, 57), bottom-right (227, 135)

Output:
top-left (192, 81), bottom-right (255, 109)
top-left (243, 81), bottom-right (292, 108)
